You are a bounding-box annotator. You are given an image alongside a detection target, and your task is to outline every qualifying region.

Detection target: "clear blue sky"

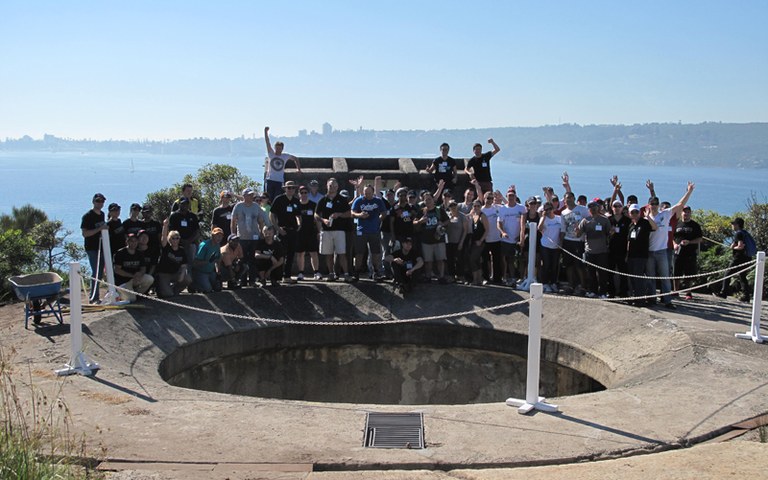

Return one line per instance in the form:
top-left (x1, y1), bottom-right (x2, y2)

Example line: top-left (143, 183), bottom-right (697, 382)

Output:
top-left (2, 0), bottom-right (766, 140)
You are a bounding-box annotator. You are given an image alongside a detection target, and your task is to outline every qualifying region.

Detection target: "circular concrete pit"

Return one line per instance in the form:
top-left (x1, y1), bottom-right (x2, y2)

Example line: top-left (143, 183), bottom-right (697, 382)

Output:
top-left (160, 323), bottom-right (606, 405)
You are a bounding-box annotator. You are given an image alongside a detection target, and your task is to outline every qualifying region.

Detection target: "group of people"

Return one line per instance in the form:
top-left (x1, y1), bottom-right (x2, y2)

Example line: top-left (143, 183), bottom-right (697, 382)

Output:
top-left (81, 131), bottom-right (755, 304)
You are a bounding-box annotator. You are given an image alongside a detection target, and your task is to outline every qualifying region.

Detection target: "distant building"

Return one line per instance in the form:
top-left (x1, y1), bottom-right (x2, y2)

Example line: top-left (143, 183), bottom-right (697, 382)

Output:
top-left (298, 129), bottom-right (307, 137)
top-left (322, 122), bottom-right (333, 136)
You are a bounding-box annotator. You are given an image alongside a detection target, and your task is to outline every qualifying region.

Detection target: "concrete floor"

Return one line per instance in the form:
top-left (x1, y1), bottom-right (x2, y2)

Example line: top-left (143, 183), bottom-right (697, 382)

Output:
top-left (2, 281), bottom-right (767, 478)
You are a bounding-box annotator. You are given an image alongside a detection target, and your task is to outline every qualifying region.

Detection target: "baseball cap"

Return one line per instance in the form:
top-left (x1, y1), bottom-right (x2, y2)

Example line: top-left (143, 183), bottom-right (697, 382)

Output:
top-left (108, 202), bottom-right (121, 211)
top-left (628, 203), bottom-right (640, 212)
top-left (242, 188), bottom-right (255, 196)
top-left (130, 203), bottom-right (142, 210)
top-left (93, 193), bottom-right (106, 201)
top-left (612, 200), bottom-right (623, 207)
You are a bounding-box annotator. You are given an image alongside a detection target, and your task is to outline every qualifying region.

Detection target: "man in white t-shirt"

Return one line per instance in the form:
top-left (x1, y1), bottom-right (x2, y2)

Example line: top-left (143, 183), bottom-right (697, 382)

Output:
top-left (645, 182), bottom-right (695, 309)
top-left (560, 191), bottom-right (589, 294)
top-left (498, 187), bottom-right (526, 286)
top-left (264, 126), bottom-right (302, 202)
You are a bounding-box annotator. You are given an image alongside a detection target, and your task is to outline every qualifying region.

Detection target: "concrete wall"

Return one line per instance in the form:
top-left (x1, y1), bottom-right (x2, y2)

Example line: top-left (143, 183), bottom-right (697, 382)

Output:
top-left (160, 323), bottom-right (607, 405)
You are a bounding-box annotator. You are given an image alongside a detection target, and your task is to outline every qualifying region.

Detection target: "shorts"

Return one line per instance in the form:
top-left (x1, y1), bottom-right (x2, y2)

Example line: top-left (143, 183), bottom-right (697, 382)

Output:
top-left (296, 231), bottom-right (319, 252)
top-left (320, 230), bottom-right (346, 255)
top-left (500, 242), bottom-right (519, 258)
top-left (674, 254), bottom-right (697, 276)
top-left (421, 242), bottom-right (446, 262)
top-left (562, 239), bottom-right (585, 268)
top-left (354, 232), bottom-right (381, 255)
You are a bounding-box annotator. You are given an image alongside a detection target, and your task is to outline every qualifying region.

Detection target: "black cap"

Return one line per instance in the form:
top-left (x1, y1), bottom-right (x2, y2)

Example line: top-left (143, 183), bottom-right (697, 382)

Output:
top-left (108, 202), bottom-right (121, 211)
top-left (130, 203), bottom-right (142, 210)
top-left (141, 204), bottom-right (152, 212)
top-left (93, 193), bottom-right (106, 201)
top-left (402, 237), bottom-right (413, 243)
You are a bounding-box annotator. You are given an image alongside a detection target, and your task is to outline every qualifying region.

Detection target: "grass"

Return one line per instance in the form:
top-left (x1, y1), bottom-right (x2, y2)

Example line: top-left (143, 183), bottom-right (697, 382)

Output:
top-left (0, 346), bottom-right (102, 480)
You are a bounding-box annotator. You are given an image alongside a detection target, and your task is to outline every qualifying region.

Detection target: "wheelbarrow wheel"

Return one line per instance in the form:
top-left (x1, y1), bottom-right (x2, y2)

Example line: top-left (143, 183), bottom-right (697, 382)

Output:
top-left (32, 299), bottom-right (42, 325)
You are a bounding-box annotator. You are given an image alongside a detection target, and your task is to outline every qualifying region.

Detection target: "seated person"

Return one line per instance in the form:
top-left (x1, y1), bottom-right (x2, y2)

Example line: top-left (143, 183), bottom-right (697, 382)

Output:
top-left (385, 237), bottom-right (424, 294)
top-left (155, 220), bottom-right (193, 298)
top-left (191, 227), bottom-right (224, 293)
top-left (113, 233), bottom-right (153, 302)
top-left (253, 225), bottom-right (285, 287)
top-left (219, 234), bottom-right (248, 289)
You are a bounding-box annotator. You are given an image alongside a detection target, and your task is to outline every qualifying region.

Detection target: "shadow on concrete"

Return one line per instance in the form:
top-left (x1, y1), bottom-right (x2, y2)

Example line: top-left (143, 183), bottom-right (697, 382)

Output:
top-left (543, 411), bottom-right (666, 445)
top-left (88, 374), bottom-right (157, 403)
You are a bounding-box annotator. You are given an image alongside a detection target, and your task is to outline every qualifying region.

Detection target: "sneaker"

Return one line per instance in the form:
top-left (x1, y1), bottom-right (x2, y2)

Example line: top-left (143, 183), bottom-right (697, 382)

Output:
top-left (313, 272), bottom-right (323, 280)
top-left (599, 294), bottom-right (609, 299)
top-left (260, 279), bottom-right (268, 288)
top-left (342, 273), bottom-right (352, 283)
top-left (373, 273), bottom-right (385, 283)
top-left (271, 280), bottom-right (281, 287)
top-left (664, 303), bottom-right (677, 310)
top-left (326, 273), bottom-right (336, 282)
top-left (543, 284), bottom-right (553, 293)
top-left (284, 277), bottom-right (297, 284)
top-left (297, 273), bottom-right (305, 281)
top-left (505, 278), bottom-right (517, 287)
top-left (586, 292), bottom-right (598, 298)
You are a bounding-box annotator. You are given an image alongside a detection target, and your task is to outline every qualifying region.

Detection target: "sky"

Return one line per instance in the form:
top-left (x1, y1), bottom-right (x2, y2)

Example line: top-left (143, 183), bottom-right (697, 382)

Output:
top-left (1, 0), bottom-right (767, 141)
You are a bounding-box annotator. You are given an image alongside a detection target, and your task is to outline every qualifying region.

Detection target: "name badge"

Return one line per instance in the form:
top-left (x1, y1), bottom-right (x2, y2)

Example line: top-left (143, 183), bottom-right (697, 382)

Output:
top-left (286, 206), bottom-right (293, 212)
top-left (253, 234), bottom-right (260, 240)
top-left (595, 224), bottom-right (602, 231)
top-left (306, 209), bottom-right (313, 216)
top-left (630, 230), bottom-right (637, 239)
top-left (615, 227), bottom-right (620, 233)
top-left (180, 220), bottom-right (188, 227)
top-left (405, 262), bottom-right (413, 269)
top-left (481, 162), bottom-right (488, 168)
top-left (326, 201), bottom-right (333, 208)
top-left (226, 213), bottom-right (232, 220)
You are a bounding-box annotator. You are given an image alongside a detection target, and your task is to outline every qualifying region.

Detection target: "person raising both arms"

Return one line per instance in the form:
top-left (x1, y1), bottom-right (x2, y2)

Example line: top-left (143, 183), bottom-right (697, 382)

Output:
top-left (464, 138), bottom-right (500, 194)
top-left (264, 126), bottom-right (302, 202)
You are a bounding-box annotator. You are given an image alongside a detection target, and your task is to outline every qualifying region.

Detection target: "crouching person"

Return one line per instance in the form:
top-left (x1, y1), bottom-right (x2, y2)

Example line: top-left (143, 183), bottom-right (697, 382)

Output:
top-left (113, 233), bottom-right (154, 302)
top-left (191, 227), bottom-right (224, 293)
top-left (385, 237), bottom-right (423, 294)
top-left (219, 234), bottom-right (248, 289)
top-left (254, 225), bottom-right (285, 287)
top-left (156, 219), bottom-right (193, 297)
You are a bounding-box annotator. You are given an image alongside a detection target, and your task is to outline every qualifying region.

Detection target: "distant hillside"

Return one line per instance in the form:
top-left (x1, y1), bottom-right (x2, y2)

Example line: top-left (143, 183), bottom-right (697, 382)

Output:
top-left (2, 122), bottom-right (766, 168)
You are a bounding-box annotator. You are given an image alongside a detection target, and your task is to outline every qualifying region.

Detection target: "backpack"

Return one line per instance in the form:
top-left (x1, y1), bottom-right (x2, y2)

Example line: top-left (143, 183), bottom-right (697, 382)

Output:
top-left (742, 230), bottom-right (757, 258)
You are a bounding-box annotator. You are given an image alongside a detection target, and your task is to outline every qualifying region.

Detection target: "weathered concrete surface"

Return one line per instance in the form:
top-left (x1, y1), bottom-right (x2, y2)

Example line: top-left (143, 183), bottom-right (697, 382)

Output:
top-left (1, 282), bottom-right (767, 476)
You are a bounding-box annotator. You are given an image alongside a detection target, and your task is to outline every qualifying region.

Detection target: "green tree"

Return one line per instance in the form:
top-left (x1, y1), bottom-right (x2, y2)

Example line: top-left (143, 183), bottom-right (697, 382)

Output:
top-left (0, 204), bottom-right (48, 234)
top-left (0, 229), bottom-right (37, 301)
top-left (30, 220), bottom-right (85, 272)
top-left (144, 163), bottom-right (258, 236)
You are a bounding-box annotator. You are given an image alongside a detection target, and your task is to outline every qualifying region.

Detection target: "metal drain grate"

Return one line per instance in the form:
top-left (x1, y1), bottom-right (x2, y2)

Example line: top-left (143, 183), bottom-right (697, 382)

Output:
top-left (364, 412), bottom-right (424, 449)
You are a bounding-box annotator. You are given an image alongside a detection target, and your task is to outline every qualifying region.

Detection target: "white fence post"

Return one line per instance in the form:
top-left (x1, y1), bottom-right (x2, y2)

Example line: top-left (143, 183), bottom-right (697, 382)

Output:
top-left (736, 251), bottom-right (766, 344)
top-left (506, 283), bottom-right (559, 414)
top-left (55, 262), bottom-right (100, 376)
top-left (517, 221), bottom-right (538, 292)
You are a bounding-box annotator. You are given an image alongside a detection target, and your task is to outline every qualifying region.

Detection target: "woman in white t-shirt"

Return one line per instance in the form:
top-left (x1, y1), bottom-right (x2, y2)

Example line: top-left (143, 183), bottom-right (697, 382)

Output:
top-left (538, 202), bottom-right (563, 293)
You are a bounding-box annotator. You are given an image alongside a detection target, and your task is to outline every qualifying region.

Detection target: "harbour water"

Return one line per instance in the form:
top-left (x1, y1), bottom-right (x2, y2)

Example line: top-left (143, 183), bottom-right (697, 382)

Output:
top-left (1, 151), bottom-right (764, 237)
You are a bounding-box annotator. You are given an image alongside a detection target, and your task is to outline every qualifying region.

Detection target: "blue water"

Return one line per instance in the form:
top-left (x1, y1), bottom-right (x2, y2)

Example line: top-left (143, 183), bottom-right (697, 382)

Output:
top-left (1, 151), bottom-right (765, 237)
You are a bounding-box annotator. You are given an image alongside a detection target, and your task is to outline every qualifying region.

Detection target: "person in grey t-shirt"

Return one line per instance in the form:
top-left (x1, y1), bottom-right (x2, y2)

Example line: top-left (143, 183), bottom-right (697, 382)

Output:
top-left (576, 201), bottom-right (612, 297)
top-left (231, 188), bottom-right (267, 285)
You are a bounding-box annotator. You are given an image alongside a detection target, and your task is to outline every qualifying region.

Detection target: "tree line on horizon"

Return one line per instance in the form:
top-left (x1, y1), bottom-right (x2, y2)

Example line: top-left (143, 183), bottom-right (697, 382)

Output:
top-left (1, 122), bottom-right (767, 168)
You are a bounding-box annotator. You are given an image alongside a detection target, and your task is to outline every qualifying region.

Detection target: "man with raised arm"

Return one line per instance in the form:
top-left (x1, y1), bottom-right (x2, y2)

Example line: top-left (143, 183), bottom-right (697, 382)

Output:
top-left (645, 181), bottom-right (695, 309)
top-left (264, 126), bottom-right (302, 202)
top-left (464, 138), bottom-right (500, 194)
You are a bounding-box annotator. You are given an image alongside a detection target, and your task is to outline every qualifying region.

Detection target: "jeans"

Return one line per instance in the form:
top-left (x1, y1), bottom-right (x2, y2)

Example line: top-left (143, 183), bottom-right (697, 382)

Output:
top-left (192, 270), bottom-right (220, 293)
top-left (627, 257), bottom-right (648, 300)
top-left (86, 249), bottom-right (103, 302)
top-left (540, 247), bottom-right (560, 285)
top-left (646, 249), bottom-right (672, 304)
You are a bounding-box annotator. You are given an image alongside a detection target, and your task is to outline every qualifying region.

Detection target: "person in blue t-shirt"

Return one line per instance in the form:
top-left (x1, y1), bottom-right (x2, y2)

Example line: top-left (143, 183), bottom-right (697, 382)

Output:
top-left (351, 184), bottom-right (387, 281)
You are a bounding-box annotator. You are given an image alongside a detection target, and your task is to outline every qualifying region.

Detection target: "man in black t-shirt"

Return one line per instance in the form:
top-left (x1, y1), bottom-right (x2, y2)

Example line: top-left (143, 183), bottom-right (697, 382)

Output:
top-left (427, 143), bottom-right (458, 189)
top-left (113, 234), bottom-right (153, 302)
top-left (254, 225), bottom-right (286, 286)
top-left (168, 198), bottom-right (200, 266)
top-left (626, 204), bottom-right (658, 305)
top-left (715, 217), bottom-right (752, 302)
top-left (464, 138), bottom-right (500, 193)
top-left (81, 193), bottom-right (109, 303)
top-left (314, 178), bottom-right (352, 281)
top-left (385, 237), bottom-right (424, 295)
top-left (673, 206), bottom-right (703, 299)
top-left (270, 180), bottom-right (302, 283)
top-left (211, 191), bottom-right (234, 246)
